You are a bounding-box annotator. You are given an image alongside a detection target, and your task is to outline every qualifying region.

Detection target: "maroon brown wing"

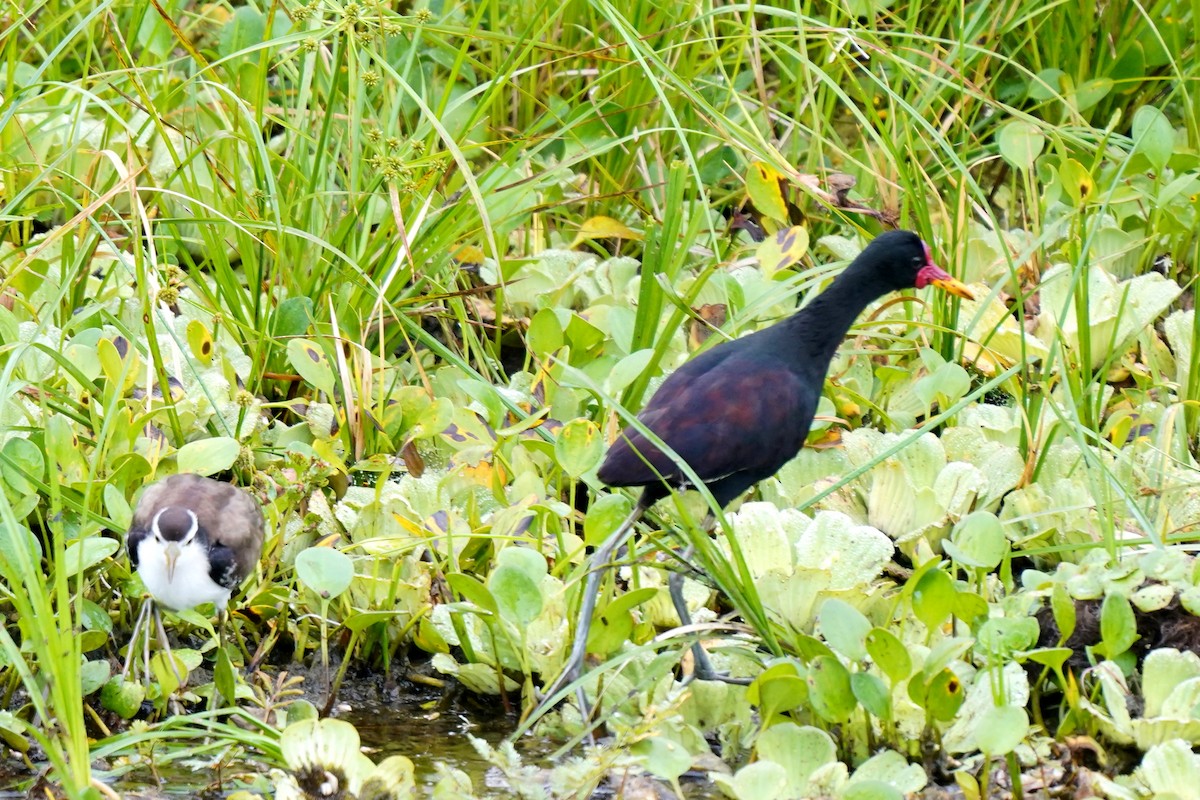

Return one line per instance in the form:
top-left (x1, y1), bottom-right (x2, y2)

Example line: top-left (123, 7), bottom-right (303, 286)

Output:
top-left (597, 350), bottom-right (815, 493)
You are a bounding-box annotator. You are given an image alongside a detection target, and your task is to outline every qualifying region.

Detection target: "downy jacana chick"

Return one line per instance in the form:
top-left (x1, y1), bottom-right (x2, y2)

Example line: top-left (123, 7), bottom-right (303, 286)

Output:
top-left (124, 473), bottom-right (265, 684)
top-left (538, 230), bottom-right (974, 716)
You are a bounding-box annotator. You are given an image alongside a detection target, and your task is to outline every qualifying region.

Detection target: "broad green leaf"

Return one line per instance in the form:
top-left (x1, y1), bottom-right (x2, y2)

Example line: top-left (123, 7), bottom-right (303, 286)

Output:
top-left (343, 610), bottom-right (400, 633)
top-left (218, 6), bottom-right (266, 58)
top-left (749, 662), bottom-right (808, 726)
top-left (1, 437), bottom-right (43, 498)
top-left (1023, 648), bottom-right (1072, 673)
top-left (866, 628), bottom-right (912, 685)
top-left (976, 617), bottom-right (1040, 655)
top-left (1051, 582), bottom-right (1077, 642)
top-left (975, 705), bottom-right (1028, 754)
top-left (724, 761), bottom-right (788, 800)
top-left (496, 546), bottom-right (547, 582)
top-left (842, 783), bottom-right (902, 800)
top-left (1036, 265), bottom-right (1181, 370)
top-left (81, 598), bottom-right (113, 634)
top-left (1132, 105), bottom-right (1174, 171)
top-left (1138, 740), bottom-right (1200, 797)
top-left (487, 564), bottom-right (542, 626)
top-left (295, 547), bottom-right (354, 600)
top-left (45, 415), bottom-right (86, 484)
top-left (571, 215), bottom-right (643, 247)
top-left (80, 659), bottom-right (110, 695)
top-left (818, 598), bottom-right (870, 661)
top-left (912, 567), bottom-right (955, 632)
top-left (997, 121), bottom-right (1044, 170)
top-left (587, 586), bottom-right (658, 653)
top-left (1099, 591), bottom-right (1138, 658)
top-left (755, 723), bottom-right (836, 793)
top-left (177, 437), bottom-right (240, 475)
top-left (850, 749), bottom-right (927, 794)
top-left (287, 339), bottom-right (336, 395)
top-left (273, 296), bottom-right (315, 338)
top-left (953, 590), bottom-right (989, 627)
top-left (630, 736), bottom-right (692, 782)
top-left (1073, 77), bottom-right (1112, 111)
top-left (527, 308), bottom-right (564, 357)
top-left (100, 676), bottom-right (145, 719)
top-left (215, 646), bottom-right (236, 705)
top-left (446, 573), bottom-right (498, 615)
top-left (62, 536), bottom-right (119, 578)
top-left (554, 418), bottom-right (604, 478)
top-left (150, 651), bottom-right (187, 697)
top-left (944, 511), bottom-right (1007, 569)
top-left (583, 493), bottom-right (632, 546)
top-left (564, 313), bottom-right (605, 354)
top-left (104, 483), bottom-right (133, 531)
top-left (851, 672), bottom-right (891, 720)
top-left (1142, 649), bottom-right (1200, 717)
top-left (606, 348), bottom-right (655, 395)
top-left (280, 718), bottom-right (361, 773)
top-left (807, 655), bottom-right (855, 723)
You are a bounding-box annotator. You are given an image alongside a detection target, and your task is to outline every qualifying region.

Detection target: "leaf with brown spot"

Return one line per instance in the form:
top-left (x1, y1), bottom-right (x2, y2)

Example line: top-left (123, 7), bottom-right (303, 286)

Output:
top-left (1060, 158), bottom-right (1095, 206)
top-left (286, 339), bottom-right (335, 395)
top-left (756, 225), bottom-right (809, 278)
top-left (745, 161), bottom-right (790, 227)
top-left (186, 319), bottom-right (214, 365)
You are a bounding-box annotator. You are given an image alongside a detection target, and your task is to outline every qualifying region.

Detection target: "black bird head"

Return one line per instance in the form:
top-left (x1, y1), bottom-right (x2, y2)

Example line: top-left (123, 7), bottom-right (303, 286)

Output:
top-left (151, 506), bottom-right (203, 582)
top-left (853, 230), bottom-right (974, 299)
top-left (153, 506), bottom-right (199, 542)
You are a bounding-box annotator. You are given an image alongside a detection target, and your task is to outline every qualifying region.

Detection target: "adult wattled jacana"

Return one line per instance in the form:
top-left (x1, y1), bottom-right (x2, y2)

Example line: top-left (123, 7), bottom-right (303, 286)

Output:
top-left (124, 473), bottom-right (265, 684)
top-left (536, 229), bottom-right (973, 718)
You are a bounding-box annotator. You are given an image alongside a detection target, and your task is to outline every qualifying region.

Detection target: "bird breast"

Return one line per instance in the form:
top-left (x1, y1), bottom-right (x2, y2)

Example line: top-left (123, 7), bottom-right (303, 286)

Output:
top-left (136, 536), bottom-right (233, 611)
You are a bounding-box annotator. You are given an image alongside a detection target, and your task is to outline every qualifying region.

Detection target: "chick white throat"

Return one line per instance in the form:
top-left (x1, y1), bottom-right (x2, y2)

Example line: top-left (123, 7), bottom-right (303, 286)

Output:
top-left (136, 508), bottom-right (233, 612)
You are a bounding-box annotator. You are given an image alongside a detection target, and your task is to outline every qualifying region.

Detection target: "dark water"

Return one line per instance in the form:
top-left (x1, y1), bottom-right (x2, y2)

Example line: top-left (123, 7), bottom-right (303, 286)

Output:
top-left (342, 696), bottom-right (550, 795)
top-left (40, 689), bottom-right (553, 798)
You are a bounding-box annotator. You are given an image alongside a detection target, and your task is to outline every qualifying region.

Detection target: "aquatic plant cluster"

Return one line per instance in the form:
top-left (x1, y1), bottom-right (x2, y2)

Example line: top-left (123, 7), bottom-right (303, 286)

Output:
top-left (2, 0), bottom-right (1199, 797)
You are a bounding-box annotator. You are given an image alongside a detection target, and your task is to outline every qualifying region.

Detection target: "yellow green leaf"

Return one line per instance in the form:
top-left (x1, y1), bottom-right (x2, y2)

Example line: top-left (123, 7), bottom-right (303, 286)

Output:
top-left (1059, 158), bottom-right (1095, 205)
top-left (186, 319), bottom-right (214, 365)
top-left (756, 225), bottom-right (809, 278)
top-left (746, 161), bottom-right (789, 226)
top-left (571, 216), bottom-right (643, 247)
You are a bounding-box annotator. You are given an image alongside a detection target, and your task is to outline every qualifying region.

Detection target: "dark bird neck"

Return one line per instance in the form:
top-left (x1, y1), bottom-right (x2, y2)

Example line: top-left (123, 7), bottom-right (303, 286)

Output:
top-left (782, 263), bottom-right (896, 373)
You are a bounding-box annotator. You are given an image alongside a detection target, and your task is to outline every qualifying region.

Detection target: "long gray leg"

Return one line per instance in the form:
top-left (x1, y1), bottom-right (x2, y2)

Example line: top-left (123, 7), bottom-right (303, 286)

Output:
top-left (530, 498), bottom-right (649, 722)
top-left (667, 517), bottom-right (751, 685)
top-left (122, 599), bottom-right (153, 681)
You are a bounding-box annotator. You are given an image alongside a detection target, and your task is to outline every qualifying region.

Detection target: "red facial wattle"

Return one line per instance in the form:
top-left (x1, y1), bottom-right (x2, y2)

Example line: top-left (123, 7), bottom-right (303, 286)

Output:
top-left (915, 241), bottom-right (973, 299)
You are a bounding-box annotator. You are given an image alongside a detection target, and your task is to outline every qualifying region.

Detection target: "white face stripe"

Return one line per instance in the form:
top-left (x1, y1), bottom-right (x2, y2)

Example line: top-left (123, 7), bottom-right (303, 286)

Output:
top-left (151, 507), bottom-right (199, 544)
